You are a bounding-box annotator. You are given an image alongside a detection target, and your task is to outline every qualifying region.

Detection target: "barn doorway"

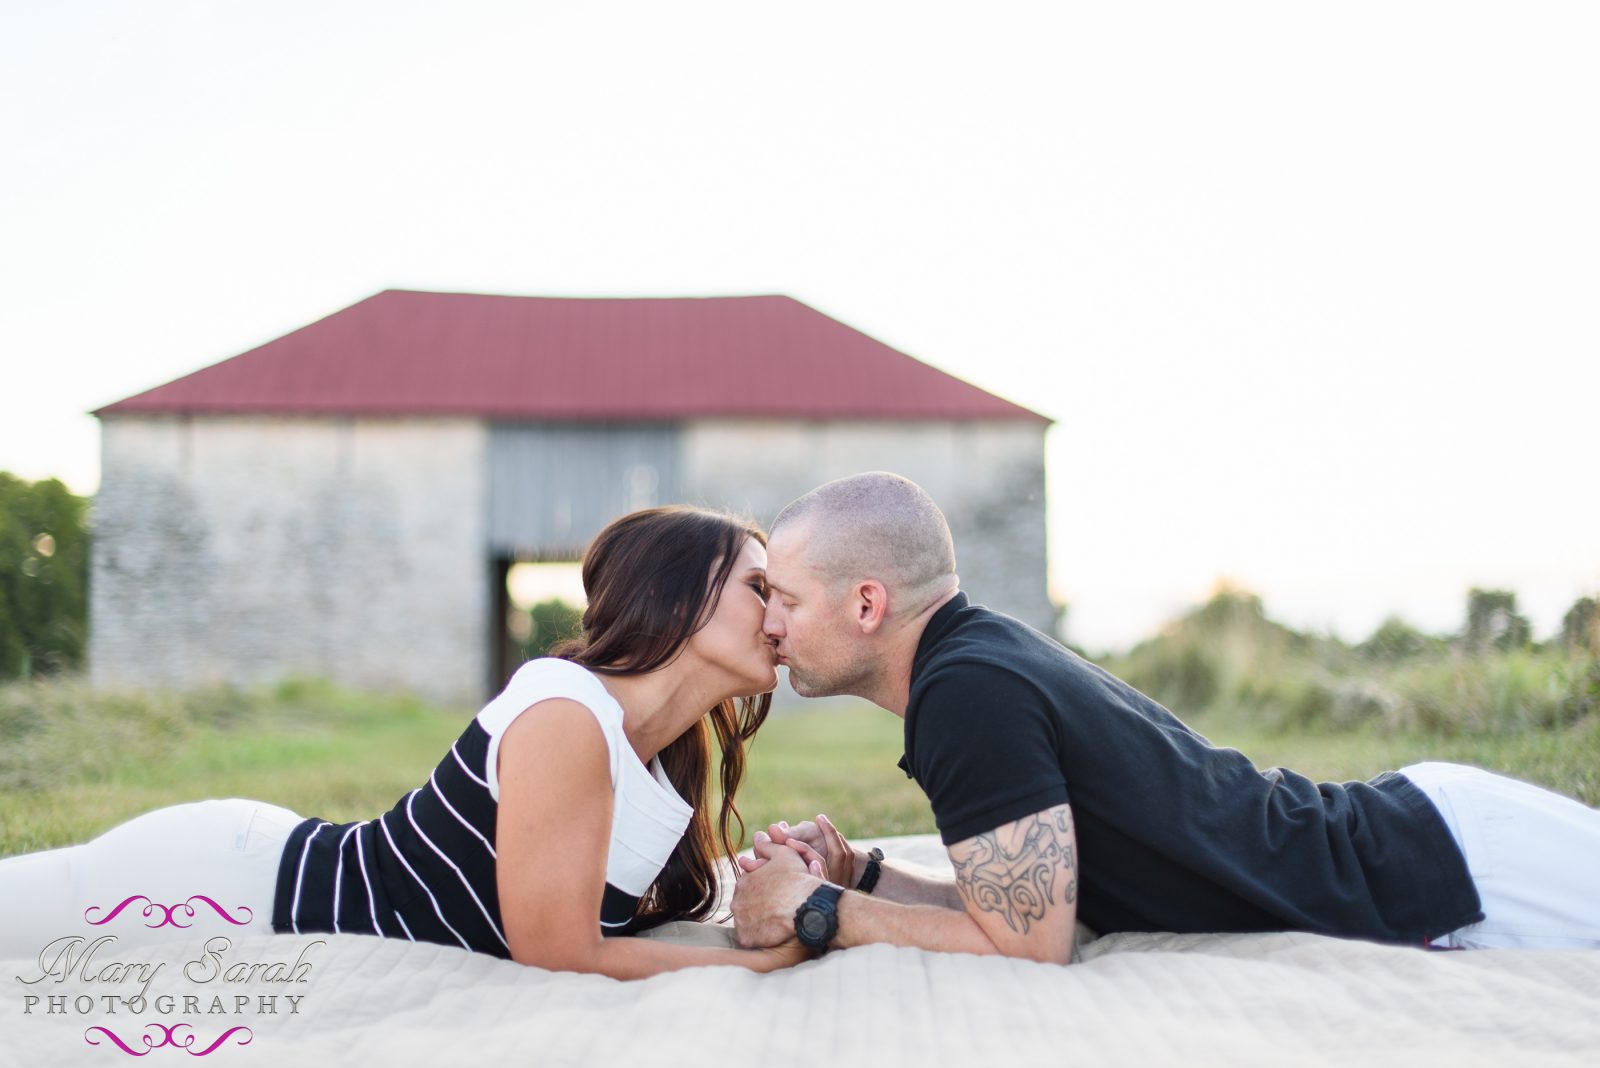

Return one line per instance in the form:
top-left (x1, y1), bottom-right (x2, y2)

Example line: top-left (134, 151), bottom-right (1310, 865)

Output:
top-left (484, 423), bottom-right (680, 696)
top-left (490, 558), bottom-right (587, 693)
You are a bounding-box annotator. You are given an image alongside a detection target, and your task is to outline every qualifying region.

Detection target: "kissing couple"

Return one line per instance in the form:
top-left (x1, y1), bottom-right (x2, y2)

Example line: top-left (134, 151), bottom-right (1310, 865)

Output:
top-left (4, 472), bottom-right (1599, 972)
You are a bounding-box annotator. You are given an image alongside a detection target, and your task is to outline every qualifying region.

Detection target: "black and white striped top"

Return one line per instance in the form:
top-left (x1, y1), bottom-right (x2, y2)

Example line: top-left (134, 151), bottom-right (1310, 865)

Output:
top-left (269, 658), bottom-right (694, 958)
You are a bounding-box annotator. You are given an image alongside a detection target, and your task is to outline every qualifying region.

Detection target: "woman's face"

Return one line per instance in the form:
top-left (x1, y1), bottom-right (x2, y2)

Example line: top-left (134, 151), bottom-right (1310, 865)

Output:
top-left (688, 536), bottom-right (779, 696)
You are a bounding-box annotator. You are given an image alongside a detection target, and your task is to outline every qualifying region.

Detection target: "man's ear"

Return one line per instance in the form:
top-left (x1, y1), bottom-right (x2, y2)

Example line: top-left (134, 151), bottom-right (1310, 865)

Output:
top-left (853, 579), bottom-right (890, 635)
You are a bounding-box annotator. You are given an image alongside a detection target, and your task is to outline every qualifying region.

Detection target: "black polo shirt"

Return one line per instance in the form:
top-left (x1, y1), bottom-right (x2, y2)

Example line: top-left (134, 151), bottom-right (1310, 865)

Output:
top-left (898, 593), bottom-right (1483, 943)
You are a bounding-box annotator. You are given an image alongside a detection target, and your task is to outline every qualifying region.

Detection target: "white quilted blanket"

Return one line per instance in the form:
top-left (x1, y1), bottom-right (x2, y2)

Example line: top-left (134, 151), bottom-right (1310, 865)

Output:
top-left (5, 835), bottom-right (1598, 1067)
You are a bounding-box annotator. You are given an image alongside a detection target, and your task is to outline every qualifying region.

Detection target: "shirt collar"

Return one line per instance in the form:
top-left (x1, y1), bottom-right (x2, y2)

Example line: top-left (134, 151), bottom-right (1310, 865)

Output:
top-left (911, 590), bottom-right (969, 683)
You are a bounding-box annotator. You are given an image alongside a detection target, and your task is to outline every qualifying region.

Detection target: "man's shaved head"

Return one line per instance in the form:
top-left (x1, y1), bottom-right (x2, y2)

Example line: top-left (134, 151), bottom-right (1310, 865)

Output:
top-left (769, 472), bottom-right (957, 610)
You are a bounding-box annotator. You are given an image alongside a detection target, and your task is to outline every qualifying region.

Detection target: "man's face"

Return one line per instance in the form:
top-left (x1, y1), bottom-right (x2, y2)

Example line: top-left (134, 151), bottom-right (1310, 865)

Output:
top-left (762, 522), bottom-right (871, 698)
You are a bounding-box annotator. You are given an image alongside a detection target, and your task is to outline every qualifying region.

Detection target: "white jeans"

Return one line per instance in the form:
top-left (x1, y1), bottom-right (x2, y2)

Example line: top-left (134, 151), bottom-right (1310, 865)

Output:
top-left (1400, 762), bottom-right (1600, 950)
top-left (0, 799), bottom-right (304, 961)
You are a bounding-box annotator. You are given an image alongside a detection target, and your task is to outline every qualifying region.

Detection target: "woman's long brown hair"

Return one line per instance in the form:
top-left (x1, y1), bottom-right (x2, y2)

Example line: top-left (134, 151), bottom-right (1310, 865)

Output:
top-left (548, 506), bottom-right (772, 929)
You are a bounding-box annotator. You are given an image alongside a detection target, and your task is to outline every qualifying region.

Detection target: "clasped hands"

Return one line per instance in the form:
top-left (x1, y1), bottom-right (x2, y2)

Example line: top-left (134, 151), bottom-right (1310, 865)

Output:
top-left (731, 814), bottom-right (862, 951)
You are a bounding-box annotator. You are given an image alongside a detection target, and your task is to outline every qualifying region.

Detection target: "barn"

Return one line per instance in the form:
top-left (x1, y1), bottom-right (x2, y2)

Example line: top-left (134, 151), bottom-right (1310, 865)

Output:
top-left (90, 290), bottom-right (1053, 704)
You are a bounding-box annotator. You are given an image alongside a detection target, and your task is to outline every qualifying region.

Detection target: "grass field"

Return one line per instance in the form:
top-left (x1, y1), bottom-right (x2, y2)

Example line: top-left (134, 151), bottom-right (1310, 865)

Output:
top-left (0, 679), bottom-right (465, 856)
top-left (3, 674), bottom-right (1598, 858)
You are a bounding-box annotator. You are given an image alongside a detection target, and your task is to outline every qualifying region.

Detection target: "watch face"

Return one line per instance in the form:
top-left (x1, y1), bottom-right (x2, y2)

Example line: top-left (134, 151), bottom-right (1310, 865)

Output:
top-left (798, 909), bottom-right (827, 942)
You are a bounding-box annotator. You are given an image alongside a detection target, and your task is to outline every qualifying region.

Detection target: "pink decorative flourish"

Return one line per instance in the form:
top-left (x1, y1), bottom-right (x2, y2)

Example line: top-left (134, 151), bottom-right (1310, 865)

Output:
top-left (84, 895), bottom-right (254, 928)
top-left (84, 1025), bottom-right (154, 1056)
top-left (84, 1024), bottom-right (254, 1056)
top-left (181, 1025), bottom-right (255, 1056)
top-left (180, 895), bottom-right (255, 926)
top-left (84, 896), bottom-right (159, 926)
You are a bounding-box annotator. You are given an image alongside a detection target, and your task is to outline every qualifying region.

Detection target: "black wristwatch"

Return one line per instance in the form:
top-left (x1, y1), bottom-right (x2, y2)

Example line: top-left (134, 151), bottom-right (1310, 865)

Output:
top-left (793, 882), bottom-right (844, 953)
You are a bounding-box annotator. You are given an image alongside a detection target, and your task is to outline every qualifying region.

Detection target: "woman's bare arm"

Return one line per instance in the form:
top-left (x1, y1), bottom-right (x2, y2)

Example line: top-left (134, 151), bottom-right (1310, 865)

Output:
top-left (495, 698), bottom-right (806, 978)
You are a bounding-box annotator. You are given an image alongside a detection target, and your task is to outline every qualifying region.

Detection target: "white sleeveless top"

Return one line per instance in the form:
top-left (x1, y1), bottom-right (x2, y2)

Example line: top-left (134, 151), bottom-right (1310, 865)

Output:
top-left (479, 658), bottom-right (695, 904)
top-left (273, 657), bottom-right (694, 954)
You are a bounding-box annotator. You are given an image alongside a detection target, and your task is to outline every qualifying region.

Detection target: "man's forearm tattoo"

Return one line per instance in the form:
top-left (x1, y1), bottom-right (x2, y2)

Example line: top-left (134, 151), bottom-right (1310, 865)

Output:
top-left (950, 804), bottom-right (1077, 935)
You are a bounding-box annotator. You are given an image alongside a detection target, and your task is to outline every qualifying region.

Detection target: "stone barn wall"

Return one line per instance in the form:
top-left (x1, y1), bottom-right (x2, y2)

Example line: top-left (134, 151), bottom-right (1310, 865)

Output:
top-left (679, 420), bottom-right (1055, 635)
top-left (91, 416), bottom-right (488, 704)
top-left (90, 415), bottom-right (1051, 706)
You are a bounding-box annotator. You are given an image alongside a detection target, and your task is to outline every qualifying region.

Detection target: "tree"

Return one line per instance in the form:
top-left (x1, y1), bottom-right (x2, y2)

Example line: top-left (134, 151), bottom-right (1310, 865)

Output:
top-left (1562, 596), bottom-right (1599, 657)
top-left (1462, 588), bottom-right (1531, 654)
top-left (1358, 615), bottom-right (1438, 661)
top-left (0, 473), bottom-right (89, 679)
top-left (518, 597), bottom-right (584, 660)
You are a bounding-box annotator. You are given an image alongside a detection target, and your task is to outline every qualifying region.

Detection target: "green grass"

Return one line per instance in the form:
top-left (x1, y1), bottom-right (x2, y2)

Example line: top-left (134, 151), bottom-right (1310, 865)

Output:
top-left (3, 676), bottom-right (1596, 860)
top-left (0, 678), bottom-right (469, 856)
top-left (1196, 715), bottom-right (1600, 805)
top-left (735, 706), bottom-right (934, 840)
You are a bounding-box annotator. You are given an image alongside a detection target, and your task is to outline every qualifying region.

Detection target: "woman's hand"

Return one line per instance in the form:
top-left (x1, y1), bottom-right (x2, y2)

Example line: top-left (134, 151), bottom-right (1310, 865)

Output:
top-left (748, 939), bottom-right (813, 972)
top-left (736, 827), bottom-right (828, 878)
top-left (739, 815), bottom-right (860, 887)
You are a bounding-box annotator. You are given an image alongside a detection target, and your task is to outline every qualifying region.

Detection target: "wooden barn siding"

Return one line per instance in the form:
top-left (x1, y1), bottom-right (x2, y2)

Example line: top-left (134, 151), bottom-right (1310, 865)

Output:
top-left (488, 424), bottom-right (680, 560)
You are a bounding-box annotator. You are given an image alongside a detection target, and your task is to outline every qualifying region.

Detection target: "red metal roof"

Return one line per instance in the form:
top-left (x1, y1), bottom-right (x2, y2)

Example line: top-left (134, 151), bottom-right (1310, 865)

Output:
top-left (94, 291), bottom-right (1050, 423)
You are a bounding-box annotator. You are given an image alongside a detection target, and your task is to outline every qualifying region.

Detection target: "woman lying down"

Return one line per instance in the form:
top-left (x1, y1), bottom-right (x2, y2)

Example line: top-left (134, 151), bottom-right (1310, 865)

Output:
top-left (0, 506), bottom-right (824, 978)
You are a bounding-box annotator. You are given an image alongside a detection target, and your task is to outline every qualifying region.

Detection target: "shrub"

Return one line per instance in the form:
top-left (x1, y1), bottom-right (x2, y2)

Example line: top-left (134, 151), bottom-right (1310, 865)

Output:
top-left (1328, 679), bottom-right (1402, 730)
top-left (1118, 639), bottom-right (1222, 714)
top-left (1383, 649), bottom-right (1583, 735)
top-left (0, 473), bottom-right (89, 680)
top-left (1100, 584), bottom-right (1596, 738)
top-left (1357, 617), bottom-right (1442, 662)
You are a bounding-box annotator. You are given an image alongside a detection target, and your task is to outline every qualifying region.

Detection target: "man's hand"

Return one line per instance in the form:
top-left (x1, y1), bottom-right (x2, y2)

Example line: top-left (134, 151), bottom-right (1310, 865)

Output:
top-left (731, 835), bottom-right (823, 949)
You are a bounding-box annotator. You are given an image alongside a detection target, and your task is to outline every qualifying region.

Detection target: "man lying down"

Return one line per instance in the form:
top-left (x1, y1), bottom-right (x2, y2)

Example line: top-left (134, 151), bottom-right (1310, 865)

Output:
top-left (733, 473), bottom-right (1600, 961)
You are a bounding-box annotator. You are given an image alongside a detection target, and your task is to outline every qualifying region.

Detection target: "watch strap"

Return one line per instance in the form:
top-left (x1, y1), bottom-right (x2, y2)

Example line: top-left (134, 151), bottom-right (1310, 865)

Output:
top-left (855, 847), bottom-right (885, 894)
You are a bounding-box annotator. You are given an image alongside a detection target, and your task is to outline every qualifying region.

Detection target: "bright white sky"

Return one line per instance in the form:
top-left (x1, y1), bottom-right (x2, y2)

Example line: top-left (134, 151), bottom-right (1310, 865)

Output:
top-left (3, 1), bottom-right (1597, 652)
